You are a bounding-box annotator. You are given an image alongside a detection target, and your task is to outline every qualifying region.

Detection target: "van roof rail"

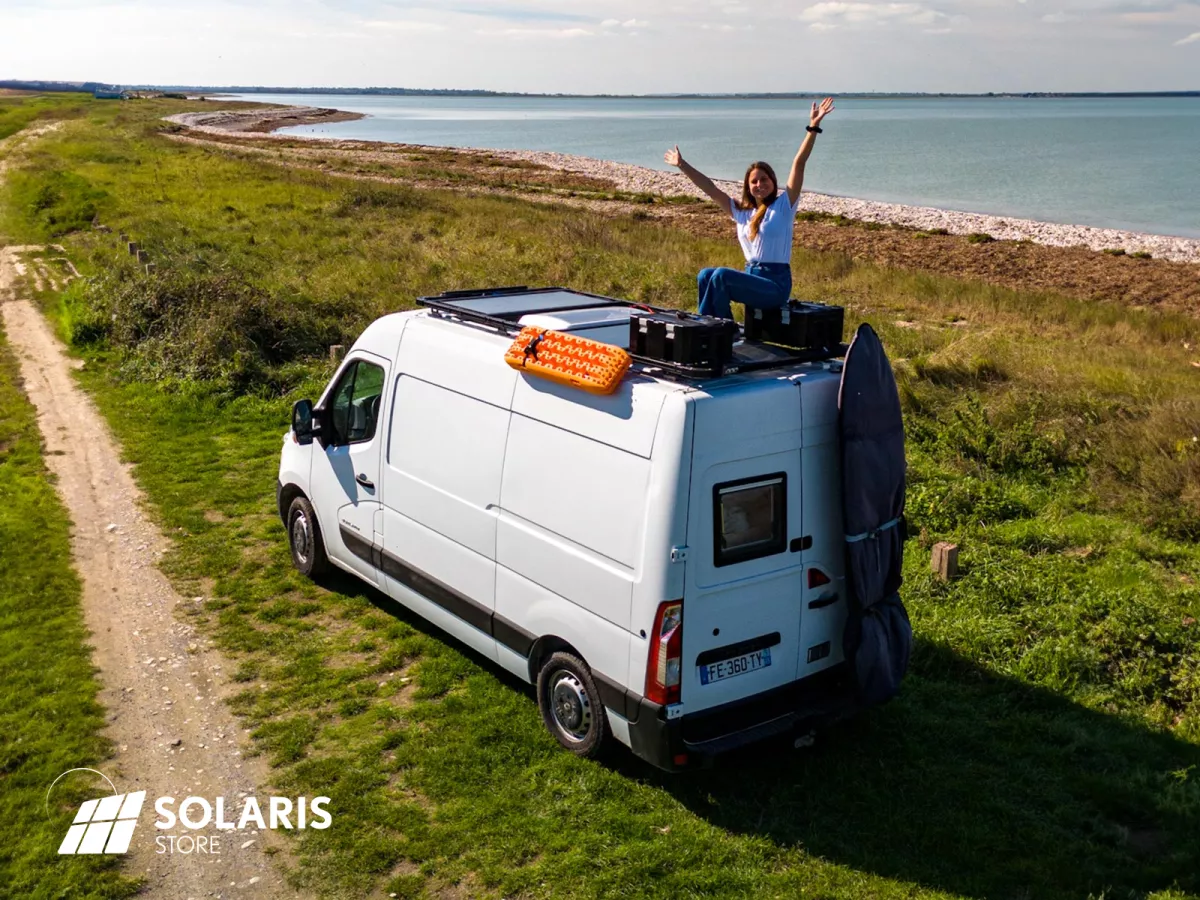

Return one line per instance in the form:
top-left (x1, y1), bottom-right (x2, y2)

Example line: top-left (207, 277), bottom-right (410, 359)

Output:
top-left (416, 286), bottom-right (845, 382)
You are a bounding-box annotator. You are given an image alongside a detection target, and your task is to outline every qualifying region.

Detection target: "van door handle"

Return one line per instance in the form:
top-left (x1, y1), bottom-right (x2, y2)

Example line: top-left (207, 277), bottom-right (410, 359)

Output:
top-left (808, 593), bottom-right (839, 609)
top-left (355, 473), bottom-right (375, 489)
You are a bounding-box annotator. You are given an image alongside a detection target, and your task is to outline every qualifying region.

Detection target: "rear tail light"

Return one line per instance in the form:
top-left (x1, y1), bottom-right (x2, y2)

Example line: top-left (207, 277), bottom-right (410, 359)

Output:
top-left (645, 600), bottom-right (683, 706)
top-left (807, 567), bottom-right (831, 589)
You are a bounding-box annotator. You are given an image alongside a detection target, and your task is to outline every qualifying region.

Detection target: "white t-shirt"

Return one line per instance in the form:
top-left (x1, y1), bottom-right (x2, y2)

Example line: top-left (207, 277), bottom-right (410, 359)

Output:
top-left (729, 191), bottom-right (802, 265)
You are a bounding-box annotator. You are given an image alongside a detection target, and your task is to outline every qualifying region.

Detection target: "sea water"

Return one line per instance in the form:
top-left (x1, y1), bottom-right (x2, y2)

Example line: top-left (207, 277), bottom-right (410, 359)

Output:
top-left (230, 93), bottom-right (1200, 238)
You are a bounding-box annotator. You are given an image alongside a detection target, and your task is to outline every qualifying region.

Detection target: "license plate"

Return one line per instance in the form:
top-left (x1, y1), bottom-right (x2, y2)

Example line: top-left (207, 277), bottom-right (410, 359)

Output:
top-left (699, 647), bottom-right (772, 685)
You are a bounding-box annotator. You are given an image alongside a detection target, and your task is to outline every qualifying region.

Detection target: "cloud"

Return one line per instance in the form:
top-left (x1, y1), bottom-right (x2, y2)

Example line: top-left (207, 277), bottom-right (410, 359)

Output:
top-left (798, 2), bottom-right (950, 29)
top-left (1042, 11), bottom-right (1080, 22)
top-left (600, 16), bottom-right (649, 29)
top-left (1176, 30), bottom-right (1200, 43)
top-left (361, 18), bottom-right (446, 32)
top-left (448, 6), bottom-right (593, 23)
top-left (474, 25), bottom-right (594, 38)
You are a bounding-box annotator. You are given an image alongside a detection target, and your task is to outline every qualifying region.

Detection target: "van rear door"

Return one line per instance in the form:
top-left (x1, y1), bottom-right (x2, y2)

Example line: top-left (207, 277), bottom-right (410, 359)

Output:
top-left (681, 382), bottom-right (805, 714)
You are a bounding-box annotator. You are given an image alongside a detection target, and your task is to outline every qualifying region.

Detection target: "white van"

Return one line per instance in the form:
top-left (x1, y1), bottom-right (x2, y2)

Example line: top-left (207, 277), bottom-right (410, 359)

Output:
top-left (276, 288), bottom-right (856, 771)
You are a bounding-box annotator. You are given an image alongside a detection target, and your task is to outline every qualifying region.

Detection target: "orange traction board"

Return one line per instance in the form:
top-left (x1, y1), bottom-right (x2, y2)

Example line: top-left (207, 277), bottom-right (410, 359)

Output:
top-left (504, 326), bottom-right (631, 395)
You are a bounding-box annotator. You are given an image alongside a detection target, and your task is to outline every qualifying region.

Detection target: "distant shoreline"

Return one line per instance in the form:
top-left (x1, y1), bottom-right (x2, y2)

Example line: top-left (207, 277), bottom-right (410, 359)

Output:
top-left (6, 79), bottom-right (1198, 99)
top-left (165, 106), bottom-right (1200, 264)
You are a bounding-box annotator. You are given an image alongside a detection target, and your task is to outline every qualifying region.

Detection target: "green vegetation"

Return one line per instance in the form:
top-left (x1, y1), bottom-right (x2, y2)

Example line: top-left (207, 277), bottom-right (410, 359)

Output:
top-left (0, 314), bottom-right (140, 898)
top-left (965, 232), bottom-right (996, 244)
top-left (3, 96), bottom-right (1200, 899)
top-left (0, 92), bottom-right (90, 141)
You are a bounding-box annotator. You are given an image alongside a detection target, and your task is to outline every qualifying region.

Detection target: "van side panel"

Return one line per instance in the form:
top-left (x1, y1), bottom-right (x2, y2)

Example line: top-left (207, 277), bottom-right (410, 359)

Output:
top-left (494, 566), bottom-right (630, 700)
top-left (510, 374), bottom-right (665, 458)
top-left (799, 435), bottom-right (847, 675)
top-left (397, 317), bottom-right (517, 409)
top-left (797, 372), bottom-right (848, 676)
top-left (386, 376), bottom-right (509, 559)
top-left (498, 414), bottom-right (645, 627)
top-left (626, 392), bottom-right (694, 697)
top-left (374, 314), bottom-right (514, 664)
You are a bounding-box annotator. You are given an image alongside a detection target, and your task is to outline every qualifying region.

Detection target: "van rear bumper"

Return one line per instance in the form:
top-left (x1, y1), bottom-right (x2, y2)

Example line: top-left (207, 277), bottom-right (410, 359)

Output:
top-left (626, 665), bottom-right (854, 772)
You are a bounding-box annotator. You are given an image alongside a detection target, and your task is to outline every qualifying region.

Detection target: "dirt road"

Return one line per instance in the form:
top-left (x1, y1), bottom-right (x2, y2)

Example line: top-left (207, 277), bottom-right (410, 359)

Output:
top-left (0, 150), bottom-right (309, 896)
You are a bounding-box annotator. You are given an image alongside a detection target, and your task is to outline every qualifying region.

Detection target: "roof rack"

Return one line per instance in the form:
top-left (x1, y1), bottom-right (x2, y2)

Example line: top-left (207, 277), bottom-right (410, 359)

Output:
top-left (416, 286), bottom-right (845, 381)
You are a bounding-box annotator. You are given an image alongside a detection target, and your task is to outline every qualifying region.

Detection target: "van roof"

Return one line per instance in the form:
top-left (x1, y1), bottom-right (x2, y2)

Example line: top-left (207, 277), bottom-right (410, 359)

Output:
top-left (413, 287), bottom-right (844, 383)
top-left (357, 308), bottom-right (842, 398)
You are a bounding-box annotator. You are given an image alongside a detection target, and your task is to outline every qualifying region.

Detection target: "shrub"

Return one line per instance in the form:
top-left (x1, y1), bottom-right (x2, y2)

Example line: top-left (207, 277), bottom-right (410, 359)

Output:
top-left (73, 264), bottom-right (352, 391)
top-left (7, 169), bottom-right (107, 238)
top-left (966, 232), bottom-right (995, 244)
top-left (906, 474), bottom-right (1032, 531)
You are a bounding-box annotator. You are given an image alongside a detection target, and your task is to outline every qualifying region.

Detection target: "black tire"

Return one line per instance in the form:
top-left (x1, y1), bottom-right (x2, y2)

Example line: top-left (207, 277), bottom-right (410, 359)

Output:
top-left (536, 651), bottom-right (611, 758)
top-left (287, 495), bottom-right (329, 578)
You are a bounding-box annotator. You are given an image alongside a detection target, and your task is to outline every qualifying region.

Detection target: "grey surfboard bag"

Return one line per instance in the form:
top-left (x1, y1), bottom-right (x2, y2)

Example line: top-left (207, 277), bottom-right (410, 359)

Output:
top-left (839, 323), bottom-right (912, 706)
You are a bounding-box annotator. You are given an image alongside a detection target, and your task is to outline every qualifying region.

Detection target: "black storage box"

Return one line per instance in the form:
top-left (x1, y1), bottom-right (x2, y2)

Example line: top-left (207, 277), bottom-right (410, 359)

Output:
top-left (629, 310), bottom-right (738, 367)
top-left (743, 301), bottom-right (844, 351)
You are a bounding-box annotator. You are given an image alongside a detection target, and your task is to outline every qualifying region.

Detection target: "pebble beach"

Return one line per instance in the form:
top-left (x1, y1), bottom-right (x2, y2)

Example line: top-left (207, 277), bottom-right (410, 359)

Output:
top-left (169, 107), bottom-right (1200, 264)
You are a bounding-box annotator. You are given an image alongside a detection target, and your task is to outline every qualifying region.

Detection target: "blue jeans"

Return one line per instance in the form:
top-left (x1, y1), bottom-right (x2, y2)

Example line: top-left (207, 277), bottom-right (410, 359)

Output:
top-left (697, 262), bottom-right (792, 320)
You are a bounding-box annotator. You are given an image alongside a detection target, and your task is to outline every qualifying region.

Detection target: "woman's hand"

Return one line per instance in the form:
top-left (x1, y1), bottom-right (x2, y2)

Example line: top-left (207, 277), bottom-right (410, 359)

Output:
top-left (664, 145), bottom-right (683, 168)
top-left (809, 97), bottom-right (835, 128)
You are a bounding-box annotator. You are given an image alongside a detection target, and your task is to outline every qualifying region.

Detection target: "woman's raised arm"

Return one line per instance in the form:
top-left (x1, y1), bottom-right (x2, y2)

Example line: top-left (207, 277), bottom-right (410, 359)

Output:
top-left (665, 145), bottom-right (733, 216)
top-left (786, 97), bottom-right (835, 207)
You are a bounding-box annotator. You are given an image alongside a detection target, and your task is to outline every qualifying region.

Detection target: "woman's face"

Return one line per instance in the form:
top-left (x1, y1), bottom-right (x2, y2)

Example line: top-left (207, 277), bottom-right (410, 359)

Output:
top-left (747, 167), bottom-right (775, 202)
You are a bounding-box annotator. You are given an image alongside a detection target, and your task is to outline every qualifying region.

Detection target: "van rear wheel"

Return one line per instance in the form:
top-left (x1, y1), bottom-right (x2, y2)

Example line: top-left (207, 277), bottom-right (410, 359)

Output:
top-left (287, 495), bottom-right (329, 578)
top-left (536, 651), bottom-right (610, 759)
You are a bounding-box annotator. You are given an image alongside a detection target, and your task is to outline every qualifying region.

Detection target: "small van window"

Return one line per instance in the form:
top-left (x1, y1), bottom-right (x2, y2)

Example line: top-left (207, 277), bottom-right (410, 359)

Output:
top-left (328, 360), bottom-right (385, 445)
top-left (713, 473), bottom-right (787, 567)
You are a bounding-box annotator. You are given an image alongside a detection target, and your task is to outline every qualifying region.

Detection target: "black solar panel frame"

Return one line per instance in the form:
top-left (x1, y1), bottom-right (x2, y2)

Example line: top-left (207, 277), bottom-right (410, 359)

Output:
top-left (415, 286), bottom-right (843, 381)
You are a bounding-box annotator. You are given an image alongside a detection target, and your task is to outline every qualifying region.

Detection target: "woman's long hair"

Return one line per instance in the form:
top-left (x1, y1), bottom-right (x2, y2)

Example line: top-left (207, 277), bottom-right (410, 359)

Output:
top-left (737, 161), bottom-right (778, 241)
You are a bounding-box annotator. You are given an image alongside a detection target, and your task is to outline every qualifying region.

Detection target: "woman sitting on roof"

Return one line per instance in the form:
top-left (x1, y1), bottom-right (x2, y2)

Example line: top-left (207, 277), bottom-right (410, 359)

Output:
top-left (664, 97), bottom-right (835, 321)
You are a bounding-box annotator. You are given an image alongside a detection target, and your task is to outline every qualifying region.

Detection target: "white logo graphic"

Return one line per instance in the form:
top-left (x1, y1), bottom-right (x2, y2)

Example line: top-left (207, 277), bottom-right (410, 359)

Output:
top-left (58, 791), bottom-right (146, 855)
top-left (50, 768), bottom-right (331, 857)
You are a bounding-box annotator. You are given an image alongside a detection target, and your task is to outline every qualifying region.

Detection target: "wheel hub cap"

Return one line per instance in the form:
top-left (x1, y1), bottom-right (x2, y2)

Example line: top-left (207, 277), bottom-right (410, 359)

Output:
top-left (550, 672), bottom-right (591, 743)
top-left (292, 514), bottom-right (311, 563)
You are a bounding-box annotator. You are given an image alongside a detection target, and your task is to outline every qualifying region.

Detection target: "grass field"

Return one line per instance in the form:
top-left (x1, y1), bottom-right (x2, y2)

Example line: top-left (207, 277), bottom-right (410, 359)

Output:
top-left (0, 305), bottom-right (140, 898)
top-left (3, 95), bottom-right (1200, 899)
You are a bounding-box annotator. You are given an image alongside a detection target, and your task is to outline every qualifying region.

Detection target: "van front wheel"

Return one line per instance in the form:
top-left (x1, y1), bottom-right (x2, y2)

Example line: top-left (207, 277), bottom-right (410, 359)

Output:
top-left (287, 495), bottom-right (329, 578)
top-left (536, 651), bottom-right (610, 759)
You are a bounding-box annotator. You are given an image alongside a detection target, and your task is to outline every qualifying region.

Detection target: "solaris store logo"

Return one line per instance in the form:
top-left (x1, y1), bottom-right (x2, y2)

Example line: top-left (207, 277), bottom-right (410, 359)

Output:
top-left (59, 790), bottom-right (145, 855)
top-left (50, 768), bottom-right (331, 856)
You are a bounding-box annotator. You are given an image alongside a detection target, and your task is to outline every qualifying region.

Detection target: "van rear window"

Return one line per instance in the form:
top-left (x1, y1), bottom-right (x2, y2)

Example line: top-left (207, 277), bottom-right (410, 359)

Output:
top-left (713, 474), bottom-right (787, 567)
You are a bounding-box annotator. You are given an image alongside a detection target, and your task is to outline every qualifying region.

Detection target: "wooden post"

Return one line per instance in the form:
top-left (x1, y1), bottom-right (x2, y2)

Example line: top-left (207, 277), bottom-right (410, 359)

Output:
top-left (329, 345), bottom-right (345, 364)
top-left (127, 241), bottom-right (139, 256)
top-left (931, 542), bottom-right (959, 581)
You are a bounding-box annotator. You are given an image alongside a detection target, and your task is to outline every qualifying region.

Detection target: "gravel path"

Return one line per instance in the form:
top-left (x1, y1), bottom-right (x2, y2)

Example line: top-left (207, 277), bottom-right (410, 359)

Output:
top-left (167, 108), bottom-right (1200, 264)
top-left (1, 125), bottom-right (309, 899)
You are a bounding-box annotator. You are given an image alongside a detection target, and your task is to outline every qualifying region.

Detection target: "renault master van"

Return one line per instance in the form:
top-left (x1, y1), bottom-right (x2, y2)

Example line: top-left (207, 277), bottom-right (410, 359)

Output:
top-left (277, 287), bottom-right (880, 771)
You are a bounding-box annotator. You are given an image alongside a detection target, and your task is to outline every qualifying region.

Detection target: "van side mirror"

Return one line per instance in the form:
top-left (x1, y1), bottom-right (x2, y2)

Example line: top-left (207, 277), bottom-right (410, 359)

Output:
top-left (292, 399), bottom-right (317, 445)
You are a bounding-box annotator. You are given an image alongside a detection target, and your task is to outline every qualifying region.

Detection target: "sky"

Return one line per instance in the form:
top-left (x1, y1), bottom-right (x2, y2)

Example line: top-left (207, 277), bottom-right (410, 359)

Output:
top-left (2, 0), bottom-right (1198, 93)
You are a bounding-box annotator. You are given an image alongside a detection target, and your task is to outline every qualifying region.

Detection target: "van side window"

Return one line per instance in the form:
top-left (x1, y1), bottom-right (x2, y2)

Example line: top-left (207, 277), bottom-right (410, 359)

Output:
top-left (713, 474), bottom-right (787, 567)
top-left (328, 361), bottom-right (385, 446)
